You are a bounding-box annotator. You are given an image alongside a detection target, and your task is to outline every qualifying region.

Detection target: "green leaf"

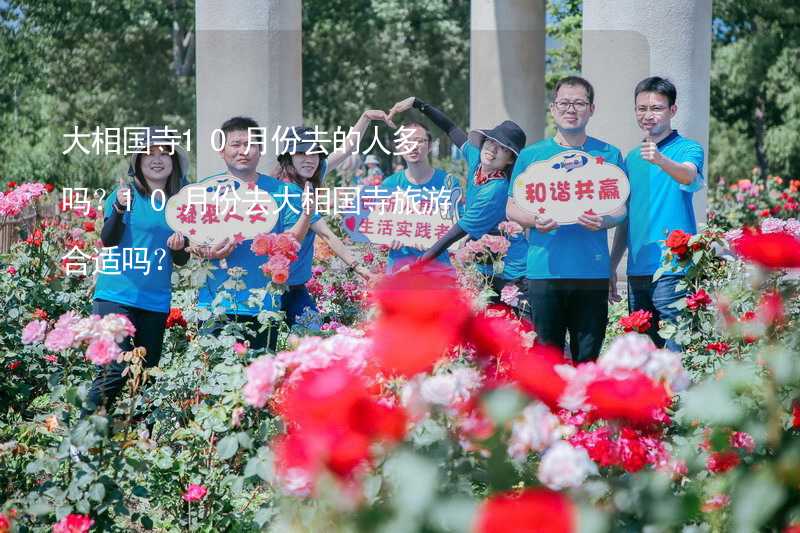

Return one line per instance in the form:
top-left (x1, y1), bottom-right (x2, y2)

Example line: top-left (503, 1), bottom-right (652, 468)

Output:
top-left (217, 434), bottom-right (239, 460)
top-left (732, 470), bottom-right (786, 532)
top-left (237, 431), bottom-right (253, 450)
top-left (88, 482), bottom-right (106, 503)
top-left (384, 451), bottom-right (438, 517)
top-left (677, 380), bottom-right (743, 425)
top-left (132, 485), bottom-right (149, 498)
top-left (140, 515), bottom-right (154, 529)
top-left (482, 387), bottom-right (525, 426)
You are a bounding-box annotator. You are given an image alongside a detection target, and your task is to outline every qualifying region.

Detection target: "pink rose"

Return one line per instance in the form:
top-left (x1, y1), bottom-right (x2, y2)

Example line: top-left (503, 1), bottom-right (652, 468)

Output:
top-left (44, 327), bottom-right (76, 351)
top-left (243, 356), bottom-right (280, 408)
top-left (85, 336), bottom-right (121, 365)
top-left (182, 483), bottom-right (208, 502)
top-left (22, 320), bottom-right (48, 344)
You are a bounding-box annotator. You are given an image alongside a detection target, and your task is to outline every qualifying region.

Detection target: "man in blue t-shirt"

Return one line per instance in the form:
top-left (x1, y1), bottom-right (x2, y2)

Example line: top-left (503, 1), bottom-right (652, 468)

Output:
top-left (193, 116), bottom-right (312, 351)
top-left (610, 77), bottom-right (705, 352)
top-left (506, 76), bottom-right (627, 362)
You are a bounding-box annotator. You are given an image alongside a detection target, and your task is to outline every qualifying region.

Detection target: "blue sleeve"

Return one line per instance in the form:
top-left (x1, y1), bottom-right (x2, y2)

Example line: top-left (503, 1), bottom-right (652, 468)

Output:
top-left (457, 179), bottom-right (507, 239)
top-left (677, 142), bottom-right (705, 193)
top-left (462, 143), bottom-right (481, 171)
top-left (104, 189), bottom-right (116, 218)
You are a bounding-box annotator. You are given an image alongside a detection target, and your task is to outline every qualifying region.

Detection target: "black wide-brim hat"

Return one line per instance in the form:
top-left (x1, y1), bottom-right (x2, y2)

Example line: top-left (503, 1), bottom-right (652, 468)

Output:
top-left (467, 120), bottom-right (526, 156)
top-left (277, 126), bottom-right (329, 159)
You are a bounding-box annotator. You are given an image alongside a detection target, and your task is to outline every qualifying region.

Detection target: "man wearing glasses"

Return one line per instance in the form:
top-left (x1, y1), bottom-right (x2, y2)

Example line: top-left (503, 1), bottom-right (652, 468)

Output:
top-left (610, 76), bottom-right (705, 352)
top-left (506, 76), bottom-right (626, 362)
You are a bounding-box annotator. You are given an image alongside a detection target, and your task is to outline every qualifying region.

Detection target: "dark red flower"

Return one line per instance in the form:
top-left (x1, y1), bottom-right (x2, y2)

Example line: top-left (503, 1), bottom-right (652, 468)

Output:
top-left (757, 291), bottom-right (785, 327)
top-left (82, 221), bottom-right (95, 232)
top-left (707, 450), bottom-right (740, 473)
top-left (32, 308), bottom-right (48, 320)
top-left (165, 308), bottom-right (187, 329)
top-left (665, 229), bottom-right (692, 259)
top-left (474, 488), bottom-right (575, 533)
top-left (792, 402), bottom-right (800, 429)
top-left (585, 370), bottom-right (670, 426)
top-left (6, 360), bottom-right (21, 371)
top-left (686, 289), bottom-right (712, 311)
top-left (617, 427), bottom-right (649, 473)
top-left (733, 231), bottom-right (800, 269)
top-left (619, 310), bottom-right (653, 333)
top-left (706, 342), bottom-right (730, 355)
top-left (45, 182), bottom-right (55, 193)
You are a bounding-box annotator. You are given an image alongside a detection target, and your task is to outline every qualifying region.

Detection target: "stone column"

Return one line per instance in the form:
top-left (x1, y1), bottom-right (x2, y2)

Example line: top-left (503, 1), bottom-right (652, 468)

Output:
top-left (582, 0), bottom-right (712, 222)
top-left (470, 0), bottom-right (546, 142)
top-left (195, 0), bottom-right (302, 179)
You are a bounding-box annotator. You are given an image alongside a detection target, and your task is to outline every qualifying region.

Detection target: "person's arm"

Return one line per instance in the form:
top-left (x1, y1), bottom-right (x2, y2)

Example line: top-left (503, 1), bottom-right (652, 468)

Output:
top-left (311, 219), bottom-right (372, 279)
top-left (388, 96), bottom-right (469, 148)
top-left (641, 138), bottom-right (697, 186)
top-left (327, 110), bottom-right (396, 171)
top-left (420, 224), bottom-right (466, 263)
top-left (100, 204), bottom-right (126, 247)
top-left (506, 197), bottom-right (538, 229)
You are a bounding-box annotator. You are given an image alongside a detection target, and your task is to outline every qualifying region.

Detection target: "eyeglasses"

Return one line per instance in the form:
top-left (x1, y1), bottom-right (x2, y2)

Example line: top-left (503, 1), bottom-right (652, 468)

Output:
top-left (635, 105), bottom-right (669, 115)
top-left (553, 100), bottom-right (590, 112)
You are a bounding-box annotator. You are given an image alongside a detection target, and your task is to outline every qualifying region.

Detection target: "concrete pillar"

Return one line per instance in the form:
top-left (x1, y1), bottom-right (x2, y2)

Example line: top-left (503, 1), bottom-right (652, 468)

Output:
top-left (470, 0), bottom-right (546, 141)
top-left (582, 0), bottom-right (712, 226)
top-left (196, 0), bottom-right (302, 179)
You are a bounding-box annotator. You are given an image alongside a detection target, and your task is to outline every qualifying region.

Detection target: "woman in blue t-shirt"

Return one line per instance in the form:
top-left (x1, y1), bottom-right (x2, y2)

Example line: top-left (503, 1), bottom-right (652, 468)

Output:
top-left (86, 132), bottom-right (190, 413)
top-left (387, 97), bottom-right (529, 307)
top-left (275, 120), bottom-right (388, 328)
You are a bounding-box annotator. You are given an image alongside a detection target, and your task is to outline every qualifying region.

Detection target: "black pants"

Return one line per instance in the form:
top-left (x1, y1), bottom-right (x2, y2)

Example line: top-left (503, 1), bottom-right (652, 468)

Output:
top-left (85, 299), bottom-right (168, 412)
top-left (490, 276), bottom-right (529, 312)
top-left (527, 279), bottom-right (608, 362)
top-left (205, 314), bottom-right (279, 352)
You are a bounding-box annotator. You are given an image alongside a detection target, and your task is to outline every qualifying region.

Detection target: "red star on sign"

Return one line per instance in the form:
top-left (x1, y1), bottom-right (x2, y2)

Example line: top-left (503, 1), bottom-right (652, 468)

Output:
top-left (538, 207), bottom-right (546, 214)
top-left (233, 232), bottom-right (245, 244)
top-left (189, 228), bottom-right (197, 235)
top-left (595, 156), bottom-right (605, 165)
top-left (247, 181), bottom-right (257, 190)
top-left (584, 209), bottom-right (597, 215)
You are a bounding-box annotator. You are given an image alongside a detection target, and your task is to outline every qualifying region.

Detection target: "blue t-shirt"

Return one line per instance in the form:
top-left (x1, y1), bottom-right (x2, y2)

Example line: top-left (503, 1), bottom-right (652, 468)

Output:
top-left (459, 142), bottom-right (528, 281)
top-left (94, 185), bottom-right (176, 313)
top-left (625, 130), bottom-right (704, 276)
top-left (380, 169), bottom-right (458, 274)
top-left (509, 137), bottom-right (625, 280)
top-left (197, 173), bottom-right (289, 316)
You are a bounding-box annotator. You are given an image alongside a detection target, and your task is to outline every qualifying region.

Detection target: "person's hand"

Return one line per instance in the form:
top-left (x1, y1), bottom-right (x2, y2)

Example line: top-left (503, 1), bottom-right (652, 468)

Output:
top-left (362, 109), bottom-right (396, 129)
top-left (166, 232), bottom-right (186, 251)
top-left (641, 136), bottom-right (665, 165)
top-left (534, 217), bottom-right (559, 233)
top-left (210, 237), bottom-right (236, 259)
top-left (114, 176), bottom-right (132, 211)
top-left (354, 265), bottom-right (376, 282)
top-left (609, 271), bottom-right (622, 303)
top-left (387, 97), bottom-right (415, 124)
top-left (576, 211), bottom-right (603, 231)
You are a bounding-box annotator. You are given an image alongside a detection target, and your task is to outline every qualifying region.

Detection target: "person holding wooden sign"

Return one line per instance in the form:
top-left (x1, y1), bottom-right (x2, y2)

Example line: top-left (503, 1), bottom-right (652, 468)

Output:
top-left (193, 116), bottom-right (314, 351)
top-left (374, 118), bottom-right (461, 275)
top-left (610, 77), bottom-right (705, 352)
top-left (506, 76), bottom-right (627, 362)
top-left (387, 97), bottom-right (529, 304)
top-left (85, 128), bottom-right (190, 413)
top-left (275, 120), bottom-right (384, 329)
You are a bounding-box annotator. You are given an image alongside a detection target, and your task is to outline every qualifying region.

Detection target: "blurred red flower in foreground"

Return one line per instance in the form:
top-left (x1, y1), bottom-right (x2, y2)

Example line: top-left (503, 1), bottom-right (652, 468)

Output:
top-left (585, 370), bottom-right (671, 426)
top-left (733, 231), bottom-right (800, 269)
top-left (474, 488), bottom-right (575, 533)
top-left (274, 363), bottom-right (407, 493)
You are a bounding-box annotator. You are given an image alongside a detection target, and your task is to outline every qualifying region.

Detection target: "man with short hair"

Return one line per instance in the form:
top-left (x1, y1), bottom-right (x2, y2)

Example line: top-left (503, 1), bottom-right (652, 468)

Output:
top-left (506, 76), bottom-right (627, 362)
top-left (195, 116), bottom-right (312, 351)
top-left (610, 76), bottom-right (705, 352)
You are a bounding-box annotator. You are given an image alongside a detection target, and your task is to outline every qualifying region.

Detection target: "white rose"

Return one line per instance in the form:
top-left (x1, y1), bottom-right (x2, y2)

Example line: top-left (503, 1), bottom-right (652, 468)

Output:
top-left (537, 441), bottom-right (597, 490)
top-left (420, 375), bottom-right (458, 406)
top-left (508, 403), bottom-right (564, 459)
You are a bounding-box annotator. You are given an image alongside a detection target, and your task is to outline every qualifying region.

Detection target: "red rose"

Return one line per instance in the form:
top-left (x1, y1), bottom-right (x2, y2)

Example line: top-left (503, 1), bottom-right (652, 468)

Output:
top-left (665, 229), bottom-right (692, 259)
top-left (45, 182), bottom-right (55, 193)
top-left (33, 308), bottom-right (48, 320)
top-left (707, 450), bottom-right (740, 473)
top-left (509, 345), bottom-right (569, 410)
top-left (733, 231), bottom-right (800, 269)
top-left (792, 402), bottom-right (800, 429)
top-left (619, 309), bottom-right (653, 333)
top-left (165, 308), bottom-right (187, 329)
top-left (706, 342), bottom-right (730, 355)
top-left (6, 181), bottom-right (17, 190)
top-left (6, 360), bottom-right (21, 371)
top-left (474, 488), bottom-right (575, 533)
top-left (585, 370), bottom-right (671, 426)
top-left (82, 221), bottom-right (95, 232)
top-left (686, 289), bottom-right (712, 311)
